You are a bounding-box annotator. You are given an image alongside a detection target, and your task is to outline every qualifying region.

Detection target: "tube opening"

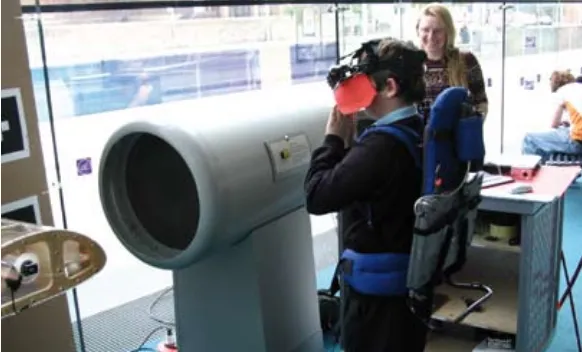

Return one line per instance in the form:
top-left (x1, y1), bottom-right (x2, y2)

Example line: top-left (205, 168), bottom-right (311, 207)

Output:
top-left (101, 132), bottom-right (200, 261)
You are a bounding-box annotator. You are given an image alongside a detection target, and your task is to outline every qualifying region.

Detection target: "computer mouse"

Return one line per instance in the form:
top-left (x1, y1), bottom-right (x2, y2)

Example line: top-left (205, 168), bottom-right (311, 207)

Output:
top-left (509, 184), bottom-right (533, 195)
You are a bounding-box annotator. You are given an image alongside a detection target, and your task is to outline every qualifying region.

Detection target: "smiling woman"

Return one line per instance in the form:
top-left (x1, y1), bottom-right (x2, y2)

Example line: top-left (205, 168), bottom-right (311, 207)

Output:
top-left (415, 3), bottom-right (488, 123)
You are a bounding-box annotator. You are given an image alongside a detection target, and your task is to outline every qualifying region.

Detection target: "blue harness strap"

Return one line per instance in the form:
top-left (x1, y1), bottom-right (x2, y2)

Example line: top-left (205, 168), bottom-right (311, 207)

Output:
top-left (328, 124), bottom-right (420, 297)
top-left (356, 123), bottom-right (422, 227)
top-left (357, 124), bottom-right (422, 169)
top-left (340, 249), bottom-right (410, 296)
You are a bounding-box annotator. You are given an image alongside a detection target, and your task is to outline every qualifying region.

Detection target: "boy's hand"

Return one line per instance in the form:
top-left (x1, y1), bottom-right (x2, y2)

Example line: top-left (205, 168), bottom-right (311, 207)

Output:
top-left (326, 106), bottom-right (356, 146)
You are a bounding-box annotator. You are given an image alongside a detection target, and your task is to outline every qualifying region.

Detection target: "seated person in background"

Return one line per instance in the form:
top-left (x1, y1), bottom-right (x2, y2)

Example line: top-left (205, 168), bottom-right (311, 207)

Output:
top-left (522, 70), bottom-right (582, 160)
top-left (416, 3), bottom-right (488, 123)
top-left (305, 38), bottom-right (428, 352)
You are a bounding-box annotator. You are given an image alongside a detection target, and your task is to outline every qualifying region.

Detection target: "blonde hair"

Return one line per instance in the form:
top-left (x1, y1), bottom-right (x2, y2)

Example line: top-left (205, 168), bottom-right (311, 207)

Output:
top-left (550, 70), bottom-right (575, 92)
top-left (418, 3), bottom-right (468, 88)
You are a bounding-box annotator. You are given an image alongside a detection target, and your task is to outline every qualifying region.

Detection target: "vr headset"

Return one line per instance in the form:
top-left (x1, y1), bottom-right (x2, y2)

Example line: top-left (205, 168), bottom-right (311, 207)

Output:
top-left (327, 39), bottom-right (427, 114)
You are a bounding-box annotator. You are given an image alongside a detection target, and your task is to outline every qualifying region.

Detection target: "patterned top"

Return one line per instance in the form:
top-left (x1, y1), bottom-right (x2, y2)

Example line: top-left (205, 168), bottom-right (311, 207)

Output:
top-left (418, 51), bottom-right (488, 123)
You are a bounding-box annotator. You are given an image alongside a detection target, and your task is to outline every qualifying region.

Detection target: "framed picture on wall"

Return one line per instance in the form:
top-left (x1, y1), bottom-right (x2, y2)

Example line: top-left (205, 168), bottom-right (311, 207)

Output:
top-left (1, 195), bottom-right (41, 225)
top-left (1, 88), bottom-right (30, 164)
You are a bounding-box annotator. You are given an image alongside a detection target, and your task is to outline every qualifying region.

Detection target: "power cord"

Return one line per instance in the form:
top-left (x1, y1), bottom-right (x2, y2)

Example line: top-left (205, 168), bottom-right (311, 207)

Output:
top-left (128, 326), bottom-right (166, 352)
top-left (2, 261), bottom-right (28, 315)
top-left (148, 286), bottom-right (175, 327)
top-left (129, 287), bottom-right (177, 352)
top-left (4, 262), bottom-right (175, 352)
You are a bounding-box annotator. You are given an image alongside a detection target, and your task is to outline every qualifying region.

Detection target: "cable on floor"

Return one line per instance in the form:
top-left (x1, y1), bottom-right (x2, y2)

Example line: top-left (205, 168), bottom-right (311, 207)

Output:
top-left (129, 287), bottom-right (176, 352)
top-left (128, 326), bottom-right (166, 352)
top-left (148, 286), bottom-right (175, 327)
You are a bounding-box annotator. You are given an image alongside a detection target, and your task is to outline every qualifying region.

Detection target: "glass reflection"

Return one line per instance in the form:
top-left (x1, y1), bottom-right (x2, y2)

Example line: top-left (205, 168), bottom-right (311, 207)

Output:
top-left (26, 4), bottom-right (338, 351)
top-left (21, 1), bottom-right (582, 351)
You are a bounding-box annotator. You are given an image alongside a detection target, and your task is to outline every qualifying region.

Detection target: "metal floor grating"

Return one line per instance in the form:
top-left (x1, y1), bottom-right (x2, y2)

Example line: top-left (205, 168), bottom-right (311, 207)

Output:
top-left (72, 228), bottom-right (338, 352)
top-left (73, 287), bottom-right (174, 352)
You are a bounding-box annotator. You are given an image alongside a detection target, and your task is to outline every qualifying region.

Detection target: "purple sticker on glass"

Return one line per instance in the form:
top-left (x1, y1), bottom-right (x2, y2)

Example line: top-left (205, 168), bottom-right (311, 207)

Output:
top-left (524, 36), bottom-right (536, 49)
top-left (76, 158), bottom-right (92, 176)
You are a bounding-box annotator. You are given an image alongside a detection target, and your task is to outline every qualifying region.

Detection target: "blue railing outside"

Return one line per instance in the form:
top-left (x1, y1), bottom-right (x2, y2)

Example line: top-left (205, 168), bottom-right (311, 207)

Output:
top-left (32, 23), bottom-right (582, 120)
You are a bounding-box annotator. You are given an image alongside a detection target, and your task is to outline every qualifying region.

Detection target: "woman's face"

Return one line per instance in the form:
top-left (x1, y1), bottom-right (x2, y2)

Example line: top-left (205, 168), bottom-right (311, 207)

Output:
top-left (418, 14), bottom-right (447, 59)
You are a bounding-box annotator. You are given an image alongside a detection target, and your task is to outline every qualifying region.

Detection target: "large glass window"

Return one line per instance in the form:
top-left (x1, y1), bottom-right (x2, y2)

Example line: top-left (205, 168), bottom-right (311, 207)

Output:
top-left (451, 2), bottom-right (504, 155)
top-left (21, 1), bottom-right (582, 351)
top-left (501, 3), bottom-right (582, 154)
top-left (338, 3), bottom-right (402, 55)
top-left (25, 4), bottom-right (338, 351)
top-left (339, 3), bottom-right (504, 154)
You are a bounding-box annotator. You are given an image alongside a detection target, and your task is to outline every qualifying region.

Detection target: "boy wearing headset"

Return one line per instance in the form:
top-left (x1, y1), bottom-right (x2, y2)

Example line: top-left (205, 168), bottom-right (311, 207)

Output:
top-left (305, 38), bottom-right (429, 352)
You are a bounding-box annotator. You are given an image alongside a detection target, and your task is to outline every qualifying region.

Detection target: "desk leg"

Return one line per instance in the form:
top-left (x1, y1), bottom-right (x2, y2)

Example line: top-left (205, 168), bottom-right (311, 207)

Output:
top-left (517, 201), bottom-right (559, 352)
top-left (559, 252), bottom-right (582, 352)
top-left (552, 197), bottom-right (565, 329)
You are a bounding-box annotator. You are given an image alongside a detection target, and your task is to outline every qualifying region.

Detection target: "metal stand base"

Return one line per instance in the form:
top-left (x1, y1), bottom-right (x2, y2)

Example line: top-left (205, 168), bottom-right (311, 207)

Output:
top-left (172, 207), bottom-right (323, 352)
